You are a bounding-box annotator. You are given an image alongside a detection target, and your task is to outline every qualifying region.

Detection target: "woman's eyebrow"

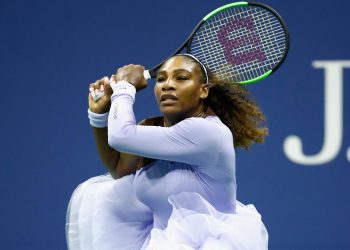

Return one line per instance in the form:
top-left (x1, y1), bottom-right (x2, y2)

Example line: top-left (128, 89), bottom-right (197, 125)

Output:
top-left (158, 69), bottom-right (191, 75)
top-left (173, 69), bottom-right (191, 74)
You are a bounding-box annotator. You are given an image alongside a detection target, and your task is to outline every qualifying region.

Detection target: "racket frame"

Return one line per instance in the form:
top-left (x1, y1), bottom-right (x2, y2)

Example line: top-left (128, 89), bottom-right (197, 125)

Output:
top-left (148, 1), bottom-right (289, 84)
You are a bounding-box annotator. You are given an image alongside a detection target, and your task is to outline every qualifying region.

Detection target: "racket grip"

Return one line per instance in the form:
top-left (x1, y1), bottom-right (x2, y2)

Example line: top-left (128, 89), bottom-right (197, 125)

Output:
top-left (143, 70), bottom-right (151, 80)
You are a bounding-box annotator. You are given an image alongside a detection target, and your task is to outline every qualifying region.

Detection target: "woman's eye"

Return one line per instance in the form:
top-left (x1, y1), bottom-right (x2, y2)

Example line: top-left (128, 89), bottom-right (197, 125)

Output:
top-left (157, 77), bottom-right (165, 82)
top-left (176, 76), bottom-right (188, 81)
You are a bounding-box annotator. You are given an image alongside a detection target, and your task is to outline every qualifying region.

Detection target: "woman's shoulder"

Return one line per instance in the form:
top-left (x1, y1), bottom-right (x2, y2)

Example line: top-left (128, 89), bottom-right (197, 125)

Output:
top-left (201, 116), bottom-right (233, 144)
top-left (177, 116), bottom-right (229, 144)
top-left (183, 115), bottom-right (227, 131)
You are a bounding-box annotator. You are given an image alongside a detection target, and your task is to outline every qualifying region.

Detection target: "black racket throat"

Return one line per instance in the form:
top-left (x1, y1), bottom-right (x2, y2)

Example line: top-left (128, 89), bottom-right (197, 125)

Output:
top-left (148, 20), bottom-right (205, 78)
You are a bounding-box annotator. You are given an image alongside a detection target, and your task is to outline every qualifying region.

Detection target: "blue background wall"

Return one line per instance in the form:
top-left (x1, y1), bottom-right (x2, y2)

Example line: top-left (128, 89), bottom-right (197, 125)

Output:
top-left (1, 0), bottom-right (349, 249)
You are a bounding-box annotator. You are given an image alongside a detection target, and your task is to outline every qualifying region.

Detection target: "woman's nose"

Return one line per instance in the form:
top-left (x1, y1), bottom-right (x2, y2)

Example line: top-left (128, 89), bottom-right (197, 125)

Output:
top-left (162, 79), bottom-right (176, 90)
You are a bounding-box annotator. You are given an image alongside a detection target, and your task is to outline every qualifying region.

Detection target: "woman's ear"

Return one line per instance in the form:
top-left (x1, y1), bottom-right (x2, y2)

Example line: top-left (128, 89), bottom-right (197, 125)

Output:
top-left (200, 83), bottom-right (209, 99)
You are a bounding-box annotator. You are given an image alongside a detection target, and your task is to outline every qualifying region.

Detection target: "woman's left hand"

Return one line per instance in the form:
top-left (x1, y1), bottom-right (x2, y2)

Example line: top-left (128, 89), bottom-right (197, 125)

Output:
top-left (115, 64), bottom-right (148, 91)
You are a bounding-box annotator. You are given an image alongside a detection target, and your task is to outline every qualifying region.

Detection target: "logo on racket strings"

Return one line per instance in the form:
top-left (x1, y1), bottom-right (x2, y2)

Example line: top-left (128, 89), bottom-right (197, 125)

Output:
top-left (217, 16), bottom-right (265, 66)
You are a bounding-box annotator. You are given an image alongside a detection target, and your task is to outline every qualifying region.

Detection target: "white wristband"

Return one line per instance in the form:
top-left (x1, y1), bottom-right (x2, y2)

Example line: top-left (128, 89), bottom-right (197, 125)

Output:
top-left (110, 80), bottom-right (136, 102)
top-left (88, 109), bottom-right (109, 128)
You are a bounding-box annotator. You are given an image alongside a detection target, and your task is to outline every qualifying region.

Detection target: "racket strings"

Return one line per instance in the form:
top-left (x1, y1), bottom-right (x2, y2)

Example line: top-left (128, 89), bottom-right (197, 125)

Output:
top-left (190, 5), bottom-right (287, 82)
top-left (194, 8), bottom-right (278, 78)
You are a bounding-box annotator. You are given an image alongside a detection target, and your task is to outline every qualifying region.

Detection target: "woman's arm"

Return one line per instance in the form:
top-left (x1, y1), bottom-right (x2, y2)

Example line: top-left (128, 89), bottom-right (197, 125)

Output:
top-left (89, 76), bottom-right (163, 178)
top-left (108, 82), bottom-right (222, 167)
top-left (93, 127), bottom-right (118, 169)
top-left (89, 76), bottom-right (140, 178)
top-left (92, 127), bottom-right (139, 178)
top-left (92, 118), bottom-right (162, 178)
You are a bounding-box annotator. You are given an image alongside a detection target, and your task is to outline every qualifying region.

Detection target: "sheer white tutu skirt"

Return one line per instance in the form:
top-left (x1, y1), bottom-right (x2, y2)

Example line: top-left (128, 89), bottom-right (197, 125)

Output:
top-left (66, 174), bottom-right (153, 250)
top-left (146, 192), bottom-right (268, 250)
top-left (66, 175), bottom-right (268, 250)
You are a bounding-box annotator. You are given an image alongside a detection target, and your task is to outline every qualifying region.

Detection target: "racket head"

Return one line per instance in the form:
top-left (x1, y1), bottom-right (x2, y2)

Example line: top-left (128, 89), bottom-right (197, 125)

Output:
top-left (188, 2), bottom-right (289, 84)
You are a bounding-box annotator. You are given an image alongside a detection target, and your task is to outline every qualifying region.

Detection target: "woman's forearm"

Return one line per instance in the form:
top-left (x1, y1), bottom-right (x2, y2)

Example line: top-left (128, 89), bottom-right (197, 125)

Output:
top-left (93, 127), bottom-right (120, 178)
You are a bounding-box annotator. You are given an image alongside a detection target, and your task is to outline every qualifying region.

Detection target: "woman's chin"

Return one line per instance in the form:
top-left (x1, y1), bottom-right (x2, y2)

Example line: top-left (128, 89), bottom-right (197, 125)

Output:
top-left (159, 106), bottom-right (180, 116)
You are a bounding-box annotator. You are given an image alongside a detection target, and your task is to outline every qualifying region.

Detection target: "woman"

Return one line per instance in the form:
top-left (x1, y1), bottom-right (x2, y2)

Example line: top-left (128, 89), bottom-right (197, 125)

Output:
top-left (66, 54), bottom-right (269, 249)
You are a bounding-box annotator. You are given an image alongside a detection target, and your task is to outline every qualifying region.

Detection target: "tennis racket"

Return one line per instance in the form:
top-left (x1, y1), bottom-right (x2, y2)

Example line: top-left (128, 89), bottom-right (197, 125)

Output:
top-left (93, 1), bottom-right (289, 101)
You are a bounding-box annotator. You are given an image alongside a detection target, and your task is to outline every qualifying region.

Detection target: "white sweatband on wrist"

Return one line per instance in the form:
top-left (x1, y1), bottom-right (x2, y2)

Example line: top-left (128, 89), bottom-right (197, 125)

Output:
top-left (110, 80), bottom-right (136, 102)
top-left (88, 109), bottom-right (109, 128)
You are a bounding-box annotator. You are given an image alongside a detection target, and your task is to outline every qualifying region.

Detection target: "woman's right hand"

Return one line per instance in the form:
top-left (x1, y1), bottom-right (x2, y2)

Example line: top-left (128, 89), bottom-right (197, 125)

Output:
top-left (89, 76), bottom-right (114, 114)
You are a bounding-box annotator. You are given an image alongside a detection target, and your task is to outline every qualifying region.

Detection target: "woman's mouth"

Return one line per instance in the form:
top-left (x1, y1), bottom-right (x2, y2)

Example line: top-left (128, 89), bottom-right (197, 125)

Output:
top-left (160, 94), bottom-right (178, 102)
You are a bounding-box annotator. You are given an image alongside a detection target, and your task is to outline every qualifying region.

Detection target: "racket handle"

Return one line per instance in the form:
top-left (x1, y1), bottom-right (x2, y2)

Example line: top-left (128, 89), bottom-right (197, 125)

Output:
top-left (143, 70), bottom-right (151, 80)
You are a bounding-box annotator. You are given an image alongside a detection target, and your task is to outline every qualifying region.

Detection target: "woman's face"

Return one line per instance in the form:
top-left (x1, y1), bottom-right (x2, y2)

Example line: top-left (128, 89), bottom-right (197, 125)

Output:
top-left (154, 56), bottom-right (208, 122)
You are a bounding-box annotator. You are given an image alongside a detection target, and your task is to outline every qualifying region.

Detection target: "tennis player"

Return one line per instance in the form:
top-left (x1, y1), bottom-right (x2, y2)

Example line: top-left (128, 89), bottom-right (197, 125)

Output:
top-left (66, 54), bottom-right (269, 249)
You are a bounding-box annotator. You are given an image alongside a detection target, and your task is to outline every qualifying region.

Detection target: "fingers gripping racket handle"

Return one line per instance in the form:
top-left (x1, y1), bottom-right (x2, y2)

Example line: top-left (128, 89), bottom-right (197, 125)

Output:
top-left (92, 70), bottom-right (153, 102)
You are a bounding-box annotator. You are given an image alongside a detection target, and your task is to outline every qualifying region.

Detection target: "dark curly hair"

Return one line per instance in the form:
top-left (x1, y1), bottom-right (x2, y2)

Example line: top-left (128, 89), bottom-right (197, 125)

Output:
top-left (179, 54), bottom-right (268, 149)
